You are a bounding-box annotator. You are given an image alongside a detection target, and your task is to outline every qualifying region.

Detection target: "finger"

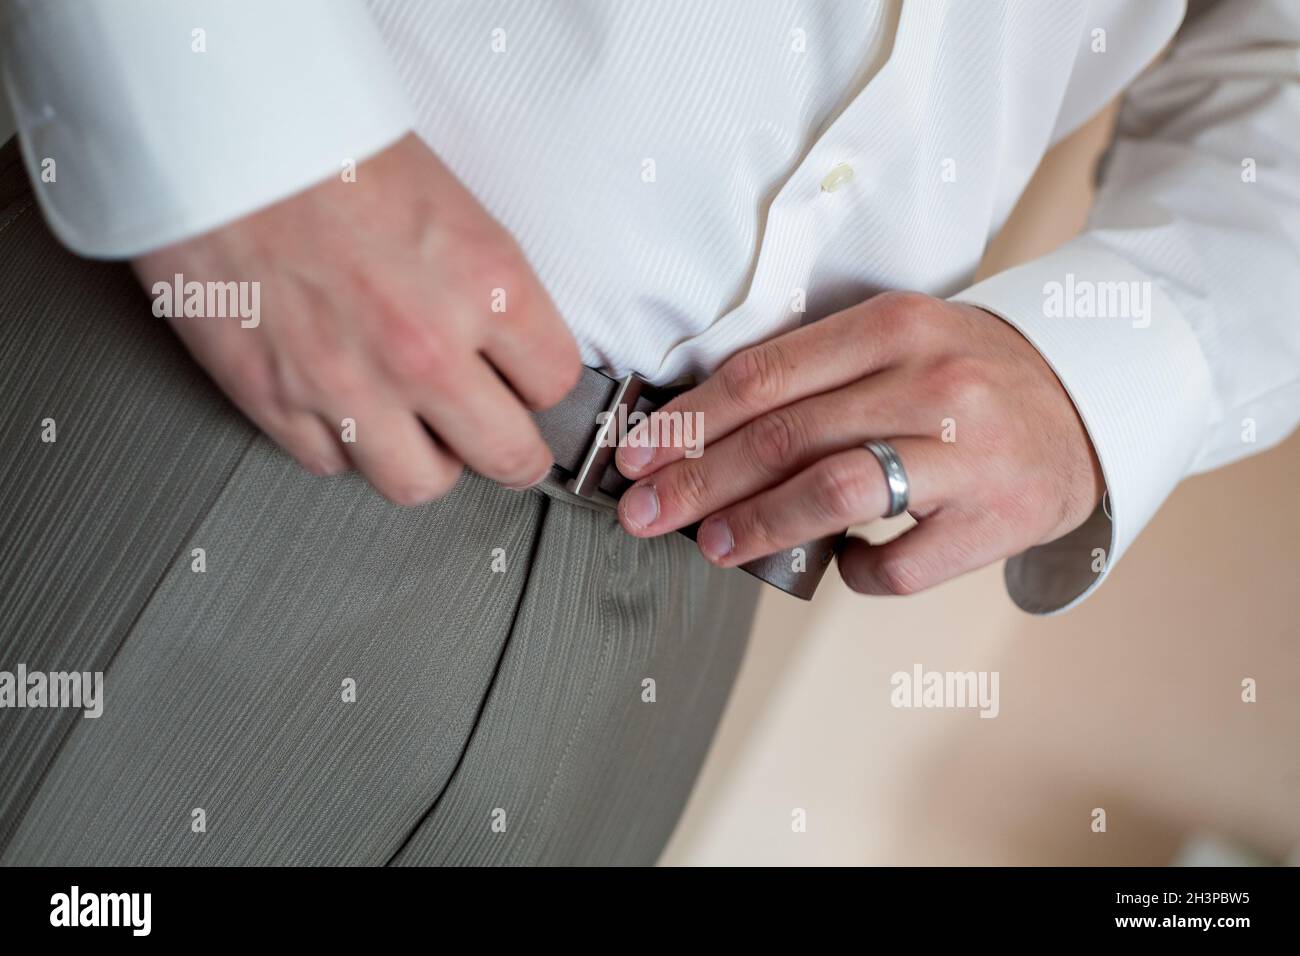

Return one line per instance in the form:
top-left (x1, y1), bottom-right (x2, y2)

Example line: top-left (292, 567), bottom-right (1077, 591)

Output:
top-left (417, 357), bottom-right (555, 488)
top-left (282, 412), bottom-right (350, 476)
top-left (240, 404), bottom-right (350, 477)
top-left (181, 342), bottom-right (350, 478)
top-left (619, 369), bottom-right (922, 536)
top-left (617, 294), bottom-right (917, 478)
top-left (692, 439), bottom-right (958, 567)
top-left (482, 282), bottom-right (583, 411)
top-left (837, 508), bottom-right (1009, 596)
top-left (325, 400), bottom-right (463, 507)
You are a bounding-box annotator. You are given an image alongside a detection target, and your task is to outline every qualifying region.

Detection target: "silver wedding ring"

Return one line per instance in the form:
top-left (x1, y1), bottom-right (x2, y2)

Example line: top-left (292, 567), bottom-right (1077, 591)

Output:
top-left (863, 439), bottom-right (910, 518)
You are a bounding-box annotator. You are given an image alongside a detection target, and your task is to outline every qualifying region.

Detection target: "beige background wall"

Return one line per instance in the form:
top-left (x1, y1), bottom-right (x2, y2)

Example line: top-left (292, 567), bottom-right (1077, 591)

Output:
top-left (662, 104), bottom-right (1300, 866)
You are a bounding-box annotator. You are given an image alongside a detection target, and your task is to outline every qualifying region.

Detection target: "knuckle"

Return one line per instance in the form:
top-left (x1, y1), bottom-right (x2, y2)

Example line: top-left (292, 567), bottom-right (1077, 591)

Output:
top-left (870, 290), bottom-right (939, 345)
top-left (666, 460), bottom-right (713, 515)
top-left (376, 312), bottom-right (455, 386)
top-left (927, 356), bottom-right (994, 412)
top-left (813, 456), bottom-right (873, 522)
top-left (457, 237), bottom-right (531, 305)
top-left (720, 343), bottom-right (789, 411)
top-left (873, 289), bottom-right (932, 316)
top-left (876, 556), bottom-right (926, 596)
top-left (746, 408), bottom-right (802, 473)
top-left (732, 505), bottom-right (776, 553)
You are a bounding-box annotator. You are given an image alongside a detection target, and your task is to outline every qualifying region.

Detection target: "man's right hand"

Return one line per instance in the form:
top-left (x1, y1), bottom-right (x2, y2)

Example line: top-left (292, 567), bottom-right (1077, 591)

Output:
top-left (132, 133), bottom-right (581, 505)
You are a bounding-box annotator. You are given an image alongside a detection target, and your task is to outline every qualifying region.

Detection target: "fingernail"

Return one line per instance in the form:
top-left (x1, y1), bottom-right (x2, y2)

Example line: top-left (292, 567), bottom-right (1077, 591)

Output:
top-left (618, 440), bottom-right (654, 474)
top-left (621, 483), bottom-right (659, 530)
top-left (697, 517), bottom-right (733, 561)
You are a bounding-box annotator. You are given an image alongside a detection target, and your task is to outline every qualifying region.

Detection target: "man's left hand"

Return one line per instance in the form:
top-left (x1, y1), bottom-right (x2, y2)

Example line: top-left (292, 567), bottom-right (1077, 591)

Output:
top-left (614, 291), bottom-right (1105, 596)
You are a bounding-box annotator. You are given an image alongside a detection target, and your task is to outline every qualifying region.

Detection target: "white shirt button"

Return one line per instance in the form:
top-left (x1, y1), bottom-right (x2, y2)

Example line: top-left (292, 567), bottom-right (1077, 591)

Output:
top-left (820, 162), bottom-right (855, 193)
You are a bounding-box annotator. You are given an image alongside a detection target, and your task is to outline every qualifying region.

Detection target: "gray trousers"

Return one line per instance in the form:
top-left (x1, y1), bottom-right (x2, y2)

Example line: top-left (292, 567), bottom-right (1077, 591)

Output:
top-left (0, 161), bottom-right (759, 865)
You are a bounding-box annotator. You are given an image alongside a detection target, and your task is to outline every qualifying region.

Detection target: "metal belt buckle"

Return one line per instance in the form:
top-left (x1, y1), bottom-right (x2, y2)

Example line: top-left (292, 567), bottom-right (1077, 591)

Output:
top-left (564, 372), bottom-right (646, 506)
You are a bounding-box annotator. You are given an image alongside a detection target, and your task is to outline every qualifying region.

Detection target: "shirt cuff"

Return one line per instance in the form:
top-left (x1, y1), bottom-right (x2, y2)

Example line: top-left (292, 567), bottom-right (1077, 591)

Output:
top-left (0, 0), bottom-right (414, 258)
top-left (951, 237), bottom-right (1214, 614)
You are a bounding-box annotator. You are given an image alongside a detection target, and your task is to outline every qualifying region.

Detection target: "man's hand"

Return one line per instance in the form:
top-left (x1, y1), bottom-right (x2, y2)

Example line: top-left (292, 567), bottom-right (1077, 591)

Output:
top-left (614, 292), bottom-right (1104, 596)
top-left (133, 133), bottom-right (581, 505)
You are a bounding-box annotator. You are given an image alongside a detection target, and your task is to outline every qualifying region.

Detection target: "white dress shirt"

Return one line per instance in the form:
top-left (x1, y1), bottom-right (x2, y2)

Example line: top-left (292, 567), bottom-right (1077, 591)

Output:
top-left (2, 0), bottom-right (1297, 613)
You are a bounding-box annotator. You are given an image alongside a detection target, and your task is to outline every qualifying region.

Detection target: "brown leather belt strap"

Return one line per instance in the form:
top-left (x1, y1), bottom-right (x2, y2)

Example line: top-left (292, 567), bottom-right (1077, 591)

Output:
top-left (532, 366), bottom-right (844, 600)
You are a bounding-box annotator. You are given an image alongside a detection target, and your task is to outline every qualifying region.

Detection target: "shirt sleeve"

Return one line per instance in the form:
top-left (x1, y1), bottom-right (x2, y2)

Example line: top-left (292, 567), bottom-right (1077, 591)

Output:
top-left (0, 0), bottom-right (414, 258)
top-left (951, 0), bottom-right (1300, 614)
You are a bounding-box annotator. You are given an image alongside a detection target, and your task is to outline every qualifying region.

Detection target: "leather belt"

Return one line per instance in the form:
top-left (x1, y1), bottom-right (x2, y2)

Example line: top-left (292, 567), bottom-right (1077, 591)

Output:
top-left (532, 366), bottom-right (844, 600)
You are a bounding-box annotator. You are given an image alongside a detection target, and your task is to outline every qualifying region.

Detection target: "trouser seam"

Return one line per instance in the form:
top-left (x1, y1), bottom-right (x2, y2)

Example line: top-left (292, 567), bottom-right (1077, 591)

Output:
top-left (383, 490), bottom-right (554, 865)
